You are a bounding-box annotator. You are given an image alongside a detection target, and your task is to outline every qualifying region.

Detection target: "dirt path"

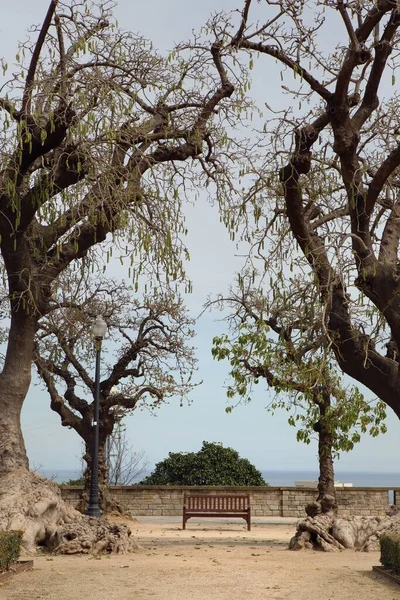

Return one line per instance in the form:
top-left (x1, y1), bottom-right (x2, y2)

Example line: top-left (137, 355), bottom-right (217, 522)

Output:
top-left (1, 520), bottom-right (399, 600)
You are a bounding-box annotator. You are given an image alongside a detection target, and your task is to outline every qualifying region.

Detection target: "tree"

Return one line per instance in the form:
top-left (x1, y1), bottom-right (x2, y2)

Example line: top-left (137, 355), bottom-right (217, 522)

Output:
top-left (215, 0), bottom-right (400, 550)
top-left (34, 273), bottom-right (195, 511)
top-left (141, 441), bottom-right (266, 486)
top-left (62, 428), bottom-right (149, 487)
top-left (0, 0), bottom-right (240, 552)
top-left (106, 423), bottom-right (149, 486)
top-left (211, 274), bottom-right (386, 523)
top-left (230, 0), bottom-right (400, 420)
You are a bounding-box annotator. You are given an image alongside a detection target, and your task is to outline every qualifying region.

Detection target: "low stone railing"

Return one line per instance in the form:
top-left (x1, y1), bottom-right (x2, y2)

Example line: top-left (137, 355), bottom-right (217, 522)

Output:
top-left (60, 485), bottom-right (398, 517)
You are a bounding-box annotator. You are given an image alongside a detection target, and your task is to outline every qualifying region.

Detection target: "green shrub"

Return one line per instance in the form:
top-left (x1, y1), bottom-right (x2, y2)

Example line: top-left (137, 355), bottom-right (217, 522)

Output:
top-left (380, 533), bottom-right (400, 574)
top-left (140, 441), bottom-right (267, 486)
top-left (61, 478), bottom-right (84, 486)
top-left (0, 530), bottom-right (23, 572)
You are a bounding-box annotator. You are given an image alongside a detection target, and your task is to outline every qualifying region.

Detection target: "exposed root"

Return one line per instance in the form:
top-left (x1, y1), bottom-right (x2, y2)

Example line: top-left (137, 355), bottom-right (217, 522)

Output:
top-left (0, 469), bottom-right (137, 555)
top-left (290, 498), bottom-right (400, 552)
top-left (332, 513), bottom-right (400, 551)
top-left (289, 513), bottom-right (344, 552)
top-left (49, 518), bottom-right (137, 555)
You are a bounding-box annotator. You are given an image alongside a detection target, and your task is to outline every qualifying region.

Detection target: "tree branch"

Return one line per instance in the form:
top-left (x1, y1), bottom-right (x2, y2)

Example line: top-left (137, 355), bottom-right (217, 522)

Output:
top-left (22, 0), bottom-right (59, 115)
top-left (337, 0), bottom-right (360, 49)
top-left (34, 357), bottom-right (85, 433)
top-left (0, 98), bottom-right (22, 120)
top-left (355, 0), bottom-right (397, 43)
top-left (104, 386), bottom-right (163, 412)
top-left (352, 15), bottom-right (399, 129)
top-left (365, 143), bottom-right (400, 217)
top-left (238, 40), bottom-right (331, 102)
top-left (379, 199), bottom-right (400, 263)
top-left (231, 0), bottom-right (252, 46)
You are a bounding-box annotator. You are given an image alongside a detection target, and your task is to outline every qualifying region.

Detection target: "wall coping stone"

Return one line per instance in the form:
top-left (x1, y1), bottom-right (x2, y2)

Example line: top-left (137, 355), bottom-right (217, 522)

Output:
top-left (59, 485), bottom-right (400, 492)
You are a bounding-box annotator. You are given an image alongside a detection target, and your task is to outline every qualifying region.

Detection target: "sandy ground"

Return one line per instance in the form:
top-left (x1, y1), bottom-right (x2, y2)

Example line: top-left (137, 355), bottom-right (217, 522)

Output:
top-left (1, 518), bottom-right (400, 600)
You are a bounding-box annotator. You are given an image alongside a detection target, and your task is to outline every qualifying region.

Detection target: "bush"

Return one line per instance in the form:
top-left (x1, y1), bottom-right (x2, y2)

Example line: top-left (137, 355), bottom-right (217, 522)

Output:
top-left (61, 478), bottom-right (84, 486)
top-left (140, 441), bottom-right (267, 486)
top-left (0, 530), bottom-right (23, 572)
top-left (380, 533), bottom-right (400, 574)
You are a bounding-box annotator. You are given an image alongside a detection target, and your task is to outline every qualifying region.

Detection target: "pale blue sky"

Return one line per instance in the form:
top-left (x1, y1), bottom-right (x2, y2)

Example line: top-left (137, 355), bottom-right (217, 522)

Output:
top-left (3, 0), bottom-right (400, 475)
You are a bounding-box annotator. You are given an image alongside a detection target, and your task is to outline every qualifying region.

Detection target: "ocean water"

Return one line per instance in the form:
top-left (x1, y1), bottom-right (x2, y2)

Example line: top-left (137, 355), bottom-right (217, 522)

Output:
top-left (39, 468), bottom-right (147, 484)
top-left (261, 470), bottom-right (400, 488)
top-left (40, 469), bottom-right (83, 483)
top-left (41, 468), bottom-right (400, 488)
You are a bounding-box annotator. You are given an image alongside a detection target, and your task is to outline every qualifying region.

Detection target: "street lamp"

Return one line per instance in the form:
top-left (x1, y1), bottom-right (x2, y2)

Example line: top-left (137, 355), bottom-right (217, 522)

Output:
top-left (87, 315), bottom-right (108, 518)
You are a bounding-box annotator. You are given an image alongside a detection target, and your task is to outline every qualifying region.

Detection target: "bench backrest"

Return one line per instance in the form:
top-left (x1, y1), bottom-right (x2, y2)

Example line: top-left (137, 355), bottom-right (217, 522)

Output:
top-left (184, 494), bottom-right (250, 512)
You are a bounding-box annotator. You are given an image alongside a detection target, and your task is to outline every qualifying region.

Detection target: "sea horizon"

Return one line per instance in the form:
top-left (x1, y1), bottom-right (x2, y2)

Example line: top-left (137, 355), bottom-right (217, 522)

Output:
top-left (39, 467), bottom-right (400, 487)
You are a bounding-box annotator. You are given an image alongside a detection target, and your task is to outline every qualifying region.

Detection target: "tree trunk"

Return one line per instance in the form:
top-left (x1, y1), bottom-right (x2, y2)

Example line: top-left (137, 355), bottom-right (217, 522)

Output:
top-left (309, 389), bottom-right (337, 514)
top-left (0, 315), bottom-right (132, 553)
top-left (316, 420), bottom-right (336, 504)
top-left (287, 390), bottom-right (400, 552)
top-left (0, 313), bottom-right (36, 476)
top-left (78, 437), bottom-right (124, 514)
top-left (289, 389), bottom-right (338, 550)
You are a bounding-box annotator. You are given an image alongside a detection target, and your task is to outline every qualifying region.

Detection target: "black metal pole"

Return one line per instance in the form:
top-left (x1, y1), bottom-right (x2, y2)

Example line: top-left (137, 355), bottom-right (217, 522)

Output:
top-left (88, 337), bottom-right (102, 517)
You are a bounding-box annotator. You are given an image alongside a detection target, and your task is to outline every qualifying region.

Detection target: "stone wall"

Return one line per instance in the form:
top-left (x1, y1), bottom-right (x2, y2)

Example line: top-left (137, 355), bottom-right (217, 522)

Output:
top-left (60, 485), bottom-right (396, 517)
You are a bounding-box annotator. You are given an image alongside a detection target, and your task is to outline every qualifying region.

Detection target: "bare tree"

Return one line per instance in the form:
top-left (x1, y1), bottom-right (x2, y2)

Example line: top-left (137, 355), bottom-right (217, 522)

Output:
top-left (230, 0), bottom-right (400, 417)
top-left (70, 430), bottom-right (149, 487)
top-left (33, 272), bottom-right (196, 511)
top-left (0, 0), bottom-right (242, 552)
top-left (106, 419), bottom-right (149, 486)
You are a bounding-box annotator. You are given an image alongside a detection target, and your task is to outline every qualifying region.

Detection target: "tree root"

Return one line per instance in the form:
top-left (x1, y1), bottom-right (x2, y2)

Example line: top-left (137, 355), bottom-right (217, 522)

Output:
top-left (0, 469), bottom-right (137, 555)
top-left (290, 503), bottom-right (400, 552)
top-left (48, 517), bottom-right (136, 555)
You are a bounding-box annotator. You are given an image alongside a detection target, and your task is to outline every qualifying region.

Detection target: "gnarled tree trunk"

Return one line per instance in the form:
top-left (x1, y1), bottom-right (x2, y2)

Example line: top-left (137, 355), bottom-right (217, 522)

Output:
top-left (290, 389), bottom-right (338, 550)
top-left (288, 391), bottom-right (400, 551)
top-left (308, 389), bottom-right (337, 515)
top-left (0, 315), bottom-right (133, 553)
top-left (0, 468), bottom-right (136, 555)
top-left (0, 313), bottom-right (34, 477)
top-left (316, 410), bottom-right (336, 503)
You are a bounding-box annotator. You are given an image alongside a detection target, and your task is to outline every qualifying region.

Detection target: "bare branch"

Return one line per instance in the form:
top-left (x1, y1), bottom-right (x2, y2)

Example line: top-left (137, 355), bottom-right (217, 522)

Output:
top-left (22, 0), bottom-right (59, 114)
top-left (231, 0), bottom-right (252, 46)
top-left (238, 39), bottom-right (332, 102)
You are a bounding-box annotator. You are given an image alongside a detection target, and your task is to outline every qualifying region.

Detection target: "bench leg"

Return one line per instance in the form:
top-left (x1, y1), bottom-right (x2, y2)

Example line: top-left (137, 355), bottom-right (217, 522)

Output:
top-left (182, 509), bottom-right (186, 530)
top-left (247, 515), bottom-right (251, 531)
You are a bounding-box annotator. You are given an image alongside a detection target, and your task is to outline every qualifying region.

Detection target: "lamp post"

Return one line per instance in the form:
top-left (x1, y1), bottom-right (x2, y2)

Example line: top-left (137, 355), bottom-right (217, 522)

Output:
top-left (87, 315), bottom-right (107, 518)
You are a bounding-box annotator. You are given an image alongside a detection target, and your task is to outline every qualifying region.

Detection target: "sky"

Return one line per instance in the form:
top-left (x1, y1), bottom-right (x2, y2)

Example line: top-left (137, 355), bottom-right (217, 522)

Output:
top-left (3, 0), bottom-right (400, 476)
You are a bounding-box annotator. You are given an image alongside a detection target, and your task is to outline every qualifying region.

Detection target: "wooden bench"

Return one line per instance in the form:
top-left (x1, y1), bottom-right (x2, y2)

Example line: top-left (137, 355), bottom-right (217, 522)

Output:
top-left (182, 493), bottom-right (251, 531)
